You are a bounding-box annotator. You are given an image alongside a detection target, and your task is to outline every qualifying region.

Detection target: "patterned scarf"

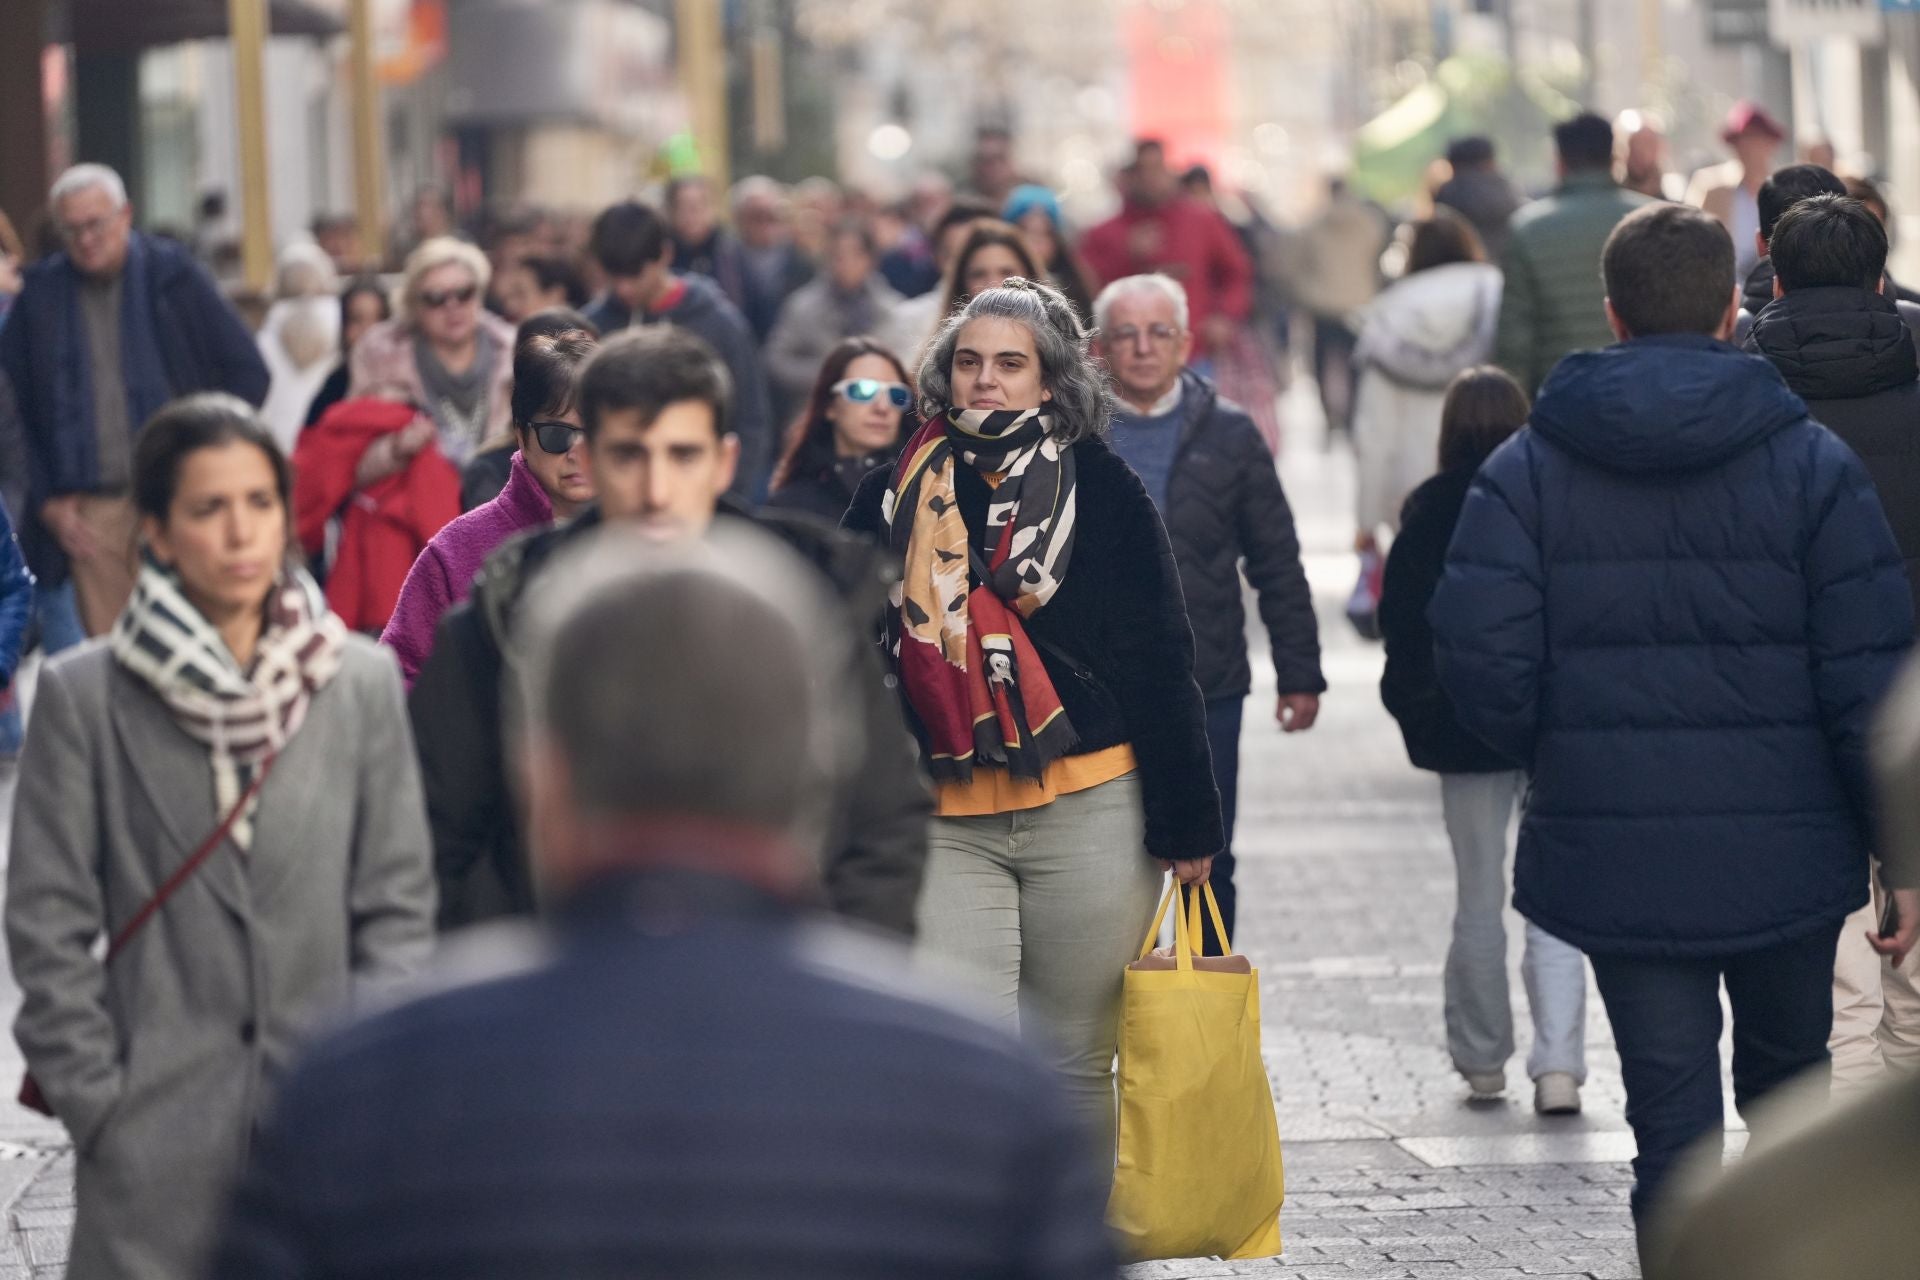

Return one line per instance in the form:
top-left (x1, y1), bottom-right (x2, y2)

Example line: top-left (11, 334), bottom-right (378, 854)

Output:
top-left (881, 407), bottom-right (1079, 782)
top-left (111, 561), bottom-right (348, 849)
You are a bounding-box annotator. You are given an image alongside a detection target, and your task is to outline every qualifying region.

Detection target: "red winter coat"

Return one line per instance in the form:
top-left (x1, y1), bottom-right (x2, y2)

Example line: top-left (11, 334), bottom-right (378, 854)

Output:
top-left (1079, 196), bottom-right (1254, 354)
top-left (294, 398), bottom-right (462, 633)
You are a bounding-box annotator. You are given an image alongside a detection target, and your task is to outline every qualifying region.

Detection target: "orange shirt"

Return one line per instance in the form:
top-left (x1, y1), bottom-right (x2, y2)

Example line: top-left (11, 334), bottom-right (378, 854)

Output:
top-left (934, 744), bottom-right (1138, 817)
top-left (932, 469), bottom-right (1136, 815)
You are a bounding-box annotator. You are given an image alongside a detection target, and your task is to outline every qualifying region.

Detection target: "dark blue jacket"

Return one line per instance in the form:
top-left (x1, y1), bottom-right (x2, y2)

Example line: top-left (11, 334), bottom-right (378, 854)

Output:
top-left (582, 275), bottom-right (776, 499)
top-left (0, 233), bottom-right (269, 579)
top-left (1432, 335), bottom-right (1913, 957)
top-left (0, 498), bottom-right (32, 688)
top-left (210, 872), bottom-right (1116, 1280)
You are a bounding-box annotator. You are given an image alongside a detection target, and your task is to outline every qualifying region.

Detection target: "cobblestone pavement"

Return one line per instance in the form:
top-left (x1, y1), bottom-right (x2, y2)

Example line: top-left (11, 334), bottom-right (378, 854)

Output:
top-left (0, 387), bottom-right (1653, 1277)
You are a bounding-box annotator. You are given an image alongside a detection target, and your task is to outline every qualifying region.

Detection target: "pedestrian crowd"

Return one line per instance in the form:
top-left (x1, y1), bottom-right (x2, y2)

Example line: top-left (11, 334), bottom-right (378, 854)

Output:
top-left (0, 100), bottom-right (1914, 1280)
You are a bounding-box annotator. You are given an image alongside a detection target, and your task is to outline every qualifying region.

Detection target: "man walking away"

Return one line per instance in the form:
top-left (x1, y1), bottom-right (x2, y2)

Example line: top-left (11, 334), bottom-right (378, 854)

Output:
top-left (1096, 273), bottom-right (1323, 951)
top-left (1732, 166), bottom-right (1920, 349)
top-left (1747, 192), bottom-right (1920, 1099)
top-left (1493, 114), bottom-right (1650, 394)
top-left (1433, 136), bottom-right (1524, 262)
top-left (1432, 202), bottom-right (1913, 1255)
top-left (1732, 164), bottom-right (1845, 332)
top-left (0, 164), bottom-right (268, 636)
top-left (211, 527), bottom-right (1116, 1280)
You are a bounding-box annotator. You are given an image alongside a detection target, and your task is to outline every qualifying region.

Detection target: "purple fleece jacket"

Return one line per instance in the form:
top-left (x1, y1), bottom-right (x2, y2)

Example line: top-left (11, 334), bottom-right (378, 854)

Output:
top-left (381, 450), bottom-right (555, 688)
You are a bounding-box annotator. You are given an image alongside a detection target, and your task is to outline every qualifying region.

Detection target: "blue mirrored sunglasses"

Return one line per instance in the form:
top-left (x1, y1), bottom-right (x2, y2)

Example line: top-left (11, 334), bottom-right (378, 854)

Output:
top-left (833, 378), bottom-right (912, 410)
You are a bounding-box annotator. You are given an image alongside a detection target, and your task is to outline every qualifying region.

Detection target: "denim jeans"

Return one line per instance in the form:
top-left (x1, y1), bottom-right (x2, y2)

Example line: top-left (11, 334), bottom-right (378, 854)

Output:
top-left (1201, 697), bottom-right (1243, 954)
top-left (916, 773), bottom-right (1165, 1157)
top-left (1589, 920), bottom-right (1844, 1229)
top-left (1440, 771), bottom-right (1588, 1082)
top-left (0, 580), bottom-right (87, 755)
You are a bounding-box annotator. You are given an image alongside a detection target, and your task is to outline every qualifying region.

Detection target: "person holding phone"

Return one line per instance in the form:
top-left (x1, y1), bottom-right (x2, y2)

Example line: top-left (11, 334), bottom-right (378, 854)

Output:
top-left (381, 322), bottom-right (599, 687)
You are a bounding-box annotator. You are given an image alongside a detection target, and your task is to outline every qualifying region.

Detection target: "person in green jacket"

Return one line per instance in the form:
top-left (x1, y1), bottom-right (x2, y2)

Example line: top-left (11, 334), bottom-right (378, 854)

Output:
top-left (1492, 114), bottom-right (1652, 394)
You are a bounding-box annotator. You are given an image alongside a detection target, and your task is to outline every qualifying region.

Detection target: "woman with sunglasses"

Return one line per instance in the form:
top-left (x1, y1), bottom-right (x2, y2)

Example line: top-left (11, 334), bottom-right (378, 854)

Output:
top-left (380, 323), bottom-right (598, 688)
top-left (348, 237), bottom-right (515, 473)
top-left (764, 337), bottom-right (916, 524)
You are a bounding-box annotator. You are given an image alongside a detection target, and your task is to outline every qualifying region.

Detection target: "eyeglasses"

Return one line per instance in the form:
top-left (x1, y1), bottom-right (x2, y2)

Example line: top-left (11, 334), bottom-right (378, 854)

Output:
top-left (58, 212), bottom-right (121, 245)
top-left (1108, 324), bottom-right (1183, 347)
top-left (418, 284), bottom-right (479, 310)
top-left (524, 419), bottom-right (584, 454)
top-left (832, 378), bottom-right (912, 410)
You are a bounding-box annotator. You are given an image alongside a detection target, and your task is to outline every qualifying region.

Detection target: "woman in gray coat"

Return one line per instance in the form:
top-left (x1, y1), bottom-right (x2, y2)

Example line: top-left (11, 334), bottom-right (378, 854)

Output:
top-left (5, 394), bottom-right (436, 1279)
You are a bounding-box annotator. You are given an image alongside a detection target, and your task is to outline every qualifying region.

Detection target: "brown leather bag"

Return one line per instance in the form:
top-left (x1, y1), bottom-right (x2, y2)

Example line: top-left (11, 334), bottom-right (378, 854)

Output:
top-left (18, 761), bottom-right (274, 1118)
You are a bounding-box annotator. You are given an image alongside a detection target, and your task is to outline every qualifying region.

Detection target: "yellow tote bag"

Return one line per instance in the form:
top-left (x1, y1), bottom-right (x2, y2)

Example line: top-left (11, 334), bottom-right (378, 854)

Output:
top-left (1107, 882), bottom-right (1284, 1260)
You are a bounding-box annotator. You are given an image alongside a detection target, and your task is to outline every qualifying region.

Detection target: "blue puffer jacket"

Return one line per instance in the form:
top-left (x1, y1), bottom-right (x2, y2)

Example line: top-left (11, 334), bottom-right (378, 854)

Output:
top-left (1432, 334), bottom-right (1913, 958)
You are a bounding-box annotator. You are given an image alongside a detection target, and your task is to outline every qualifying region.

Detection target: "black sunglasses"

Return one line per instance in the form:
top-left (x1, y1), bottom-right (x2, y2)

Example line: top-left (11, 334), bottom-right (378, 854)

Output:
top-left (419, 283), bottom-right (479, 310)
top-left (524, 419), bottom-right (584, 454)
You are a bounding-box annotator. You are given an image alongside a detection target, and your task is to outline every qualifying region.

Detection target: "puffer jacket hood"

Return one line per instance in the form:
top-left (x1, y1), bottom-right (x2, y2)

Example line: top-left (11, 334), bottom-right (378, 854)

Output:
top-left (1531, 334), bottom-right (1808, 475)
top-left (1355, 261), bottom-right (1502, 390)
top-left (1745, 285), bottom-right (1919, 402)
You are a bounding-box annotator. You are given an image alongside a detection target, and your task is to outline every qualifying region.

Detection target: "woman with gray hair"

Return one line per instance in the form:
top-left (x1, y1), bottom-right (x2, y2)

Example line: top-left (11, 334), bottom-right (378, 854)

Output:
top-left (348, 236), bottom-right (515, 475)
top-left (845, 277), bottom-right (1224, 1158)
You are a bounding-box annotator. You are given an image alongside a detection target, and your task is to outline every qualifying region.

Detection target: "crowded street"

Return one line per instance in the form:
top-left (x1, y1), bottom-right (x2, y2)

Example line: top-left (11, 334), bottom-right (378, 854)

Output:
top-left (5, 1), bottom-right (1920, 1277)
top-left (0, 388), bottom-right (1648, 1278)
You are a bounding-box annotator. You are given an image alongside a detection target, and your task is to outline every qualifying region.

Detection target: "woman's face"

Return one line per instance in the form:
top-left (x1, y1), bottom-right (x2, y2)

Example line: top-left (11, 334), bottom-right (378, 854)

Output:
top-left (343, 291), bottom-right (386, 352)
top-left (516, 403), bottom-right (595, 515)
top-left (1017, 209), bottom-right (1058, 266)
top-left (951, 317), bottom-right (1050, 414)
top-left (142, 442), bottom-right (287, 623)
top-left (826, 353), bottom-right (908, 456)
top-left (963, 243), bottom-right (1028, 299)
top-left (413, 262), bottom-right (481, 348)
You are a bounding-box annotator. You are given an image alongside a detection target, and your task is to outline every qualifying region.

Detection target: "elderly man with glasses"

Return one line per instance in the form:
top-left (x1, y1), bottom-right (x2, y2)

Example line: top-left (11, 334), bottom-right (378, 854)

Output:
top-left (1096, 273), bottom-right (1324, 952)
top-left (0, 164), bottom-right (269, 636)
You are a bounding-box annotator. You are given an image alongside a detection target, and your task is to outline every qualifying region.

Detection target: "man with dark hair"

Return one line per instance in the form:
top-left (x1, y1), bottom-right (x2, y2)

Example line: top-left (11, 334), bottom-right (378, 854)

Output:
top-left (581, 200), bottom-right (775, 496)
top-left (1081, 137), bottom-right (1255, 363)
top-left (1726, 163), bottom-right (1850, 327)
top-left (409, 326), bottom-right (929, 936)
top-left (1733, 165), bottom-right (1920, 346)
top-left (1434, 135), bottom-right (1524, 261)
top-left (969, 124), bottom-right (1023, 206)
top-left (1493, 112), bottom-right (1651, 392)
top-left (1748, 193), bottom-right (1920, 1100)
top-left (1433, 199), bottom-right (1912, 1257)
top-left (213, 524), bottom-right (1113, 1280)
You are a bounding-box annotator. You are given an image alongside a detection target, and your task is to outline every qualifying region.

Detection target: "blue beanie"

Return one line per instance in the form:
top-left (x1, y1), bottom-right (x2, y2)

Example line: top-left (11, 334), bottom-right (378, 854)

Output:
top-left (1002, 184), bottom-right (1064, 230)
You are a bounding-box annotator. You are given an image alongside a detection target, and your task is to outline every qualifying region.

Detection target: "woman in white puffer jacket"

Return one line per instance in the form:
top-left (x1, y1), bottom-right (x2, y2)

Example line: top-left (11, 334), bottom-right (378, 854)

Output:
top-left (1352, 213), bottom-right (1502, 553)
top-left (256, 243), bottom-right (342, 454)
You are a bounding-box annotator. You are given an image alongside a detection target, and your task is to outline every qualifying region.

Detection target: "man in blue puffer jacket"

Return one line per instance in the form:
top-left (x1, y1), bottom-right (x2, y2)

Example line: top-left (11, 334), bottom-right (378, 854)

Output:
top-left (1432, 202), bottom-right (1914, 1246)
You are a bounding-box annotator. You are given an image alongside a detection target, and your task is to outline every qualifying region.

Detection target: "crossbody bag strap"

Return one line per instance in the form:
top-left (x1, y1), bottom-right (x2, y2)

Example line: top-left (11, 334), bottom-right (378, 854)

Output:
top-left (102, 755), bottom-right (277, 962)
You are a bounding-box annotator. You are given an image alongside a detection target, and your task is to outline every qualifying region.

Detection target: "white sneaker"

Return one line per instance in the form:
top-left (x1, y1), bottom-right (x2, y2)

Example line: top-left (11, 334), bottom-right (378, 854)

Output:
top-left (1534, 1072), bottom-right (1582, 1115)
top-left (1464, 1070), bottom-right (1506, 1100)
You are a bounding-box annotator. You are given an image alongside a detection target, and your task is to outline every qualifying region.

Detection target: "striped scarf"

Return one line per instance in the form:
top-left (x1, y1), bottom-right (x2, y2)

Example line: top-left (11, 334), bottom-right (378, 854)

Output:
top-left (880, 407), bottom-right (1079, 782)
top-left (111, 561), bottom-right (347, 849)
